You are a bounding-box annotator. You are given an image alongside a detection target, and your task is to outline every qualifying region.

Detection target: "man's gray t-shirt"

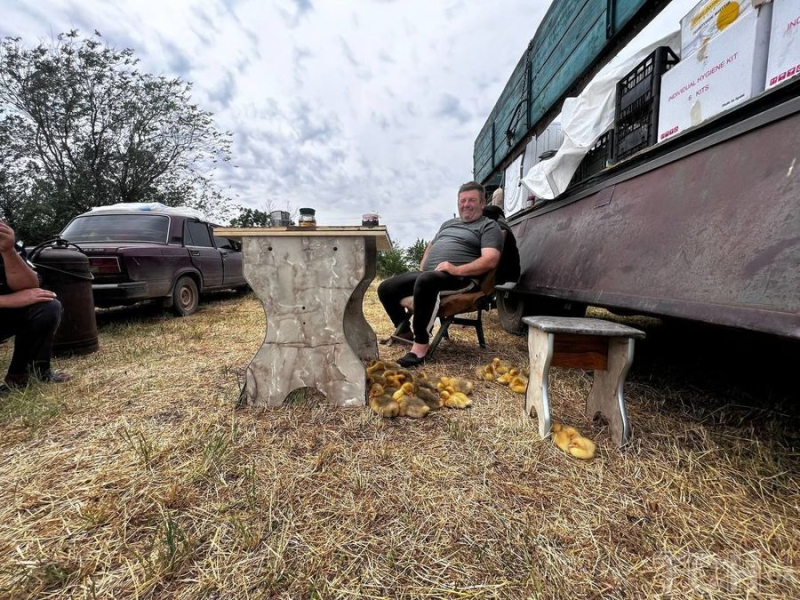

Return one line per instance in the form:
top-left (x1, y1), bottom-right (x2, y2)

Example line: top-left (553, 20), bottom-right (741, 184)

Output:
top-left (422, 216), bottom-right (503, 272)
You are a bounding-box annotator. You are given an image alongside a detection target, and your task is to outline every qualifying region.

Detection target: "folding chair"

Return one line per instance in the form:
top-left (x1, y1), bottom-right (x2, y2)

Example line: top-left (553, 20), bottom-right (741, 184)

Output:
top-left (390, 239), bottom-right (505, 359)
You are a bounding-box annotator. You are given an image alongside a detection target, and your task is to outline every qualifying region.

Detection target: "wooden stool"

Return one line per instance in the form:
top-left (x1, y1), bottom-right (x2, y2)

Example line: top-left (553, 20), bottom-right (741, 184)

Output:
top-left (522, 316), bottom-right (645, 447)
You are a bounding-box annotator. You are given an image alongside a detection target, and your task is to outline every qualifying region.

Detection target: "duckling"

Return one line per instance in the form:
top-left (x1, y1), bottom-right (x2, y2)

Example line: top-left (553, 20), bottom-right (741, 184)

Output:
top-left (368, 384), bottom-right (399, 418)
top-left (568, 436), bottom-right (596, 460)
top-left (415, 386), bottom-right (442, 410)
top-left (368, 373), bottom-right (386, 387)
top-left (382, 361), bottom-right (402, 371)
top-left (492, 357), bottom-right (513, 374)
top-left (508, 368), bottom-right (519, 377)
top-left (392, 382), bottom-right (416, 401)
top-left (447, 377), bottom-right (473, 395)
top-left (562, 425), bottom-right (579, 439)
top-left (415, 371), bottom-right (429, 382)
top-left (496, 372), bottom-right (514, 385)
top-left (474, 365), bottom-right (487, 379)
top-left (552, 430), bottom-right (572, 452)
top-left (509, 376), bottom-right (528, 394)
top-left (366, 361), bottom-right (385, 376)
top-left (551, 422), bottom-right (563, 433)
top-left (444, 391), bottom-right (472, 409)
top-left (439, 389), bottom-right (451, 401)
top-left (397, 395), bottom-right (430, 418)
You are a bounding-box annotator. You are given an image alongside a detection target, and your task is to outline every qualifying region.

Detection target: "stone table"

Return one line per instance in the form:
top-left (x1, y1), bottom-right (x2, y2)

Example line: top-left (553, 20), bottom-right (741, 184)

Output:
top-left (216, 226), bottom-right (391, 408)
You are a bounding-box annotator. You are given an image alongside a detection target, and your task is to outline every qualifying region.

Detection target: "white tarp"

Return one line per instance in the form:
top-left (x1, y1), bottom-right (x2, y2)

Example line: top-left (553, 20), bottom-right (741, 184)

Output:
top-left (90, 202), bottom-right (208, 220)
top-left (503, 153), bottom-right (526, 216)
top-left (521, 31), bottom-right (681, 200)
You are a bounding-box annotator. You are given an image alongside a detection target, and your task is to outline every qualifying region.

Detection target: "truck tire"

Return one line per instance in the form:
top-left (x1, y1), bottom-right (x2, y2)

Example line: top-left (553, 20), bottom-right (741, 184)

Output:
top-left (497, 293), bottom-right (587, 335)
top-left (172, 276), bottom-right (199, 316)
top-left (496, 292), bottom-right (528, 335)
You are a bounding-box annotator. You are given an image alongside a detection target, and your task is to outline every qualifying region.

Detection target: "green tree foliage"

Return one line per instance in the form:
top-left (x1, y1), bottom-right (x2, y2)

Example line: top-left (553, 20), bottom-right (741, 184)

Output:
top-left (0, 30), bottom-right (233, 244)
top-left (404, 238), bottom-right (428, 269)
top-left (377, 244), bottom-right (409, 279)
top-left (230, 207), bottom-right (270, 228)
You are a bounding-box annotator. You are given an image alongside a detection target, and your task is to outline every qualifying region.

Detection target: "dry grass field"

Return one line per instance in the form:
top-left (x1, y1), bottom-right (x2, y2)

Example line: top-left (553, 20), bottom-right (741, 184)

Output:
top-left (0, 285), bottom-right (798, 599)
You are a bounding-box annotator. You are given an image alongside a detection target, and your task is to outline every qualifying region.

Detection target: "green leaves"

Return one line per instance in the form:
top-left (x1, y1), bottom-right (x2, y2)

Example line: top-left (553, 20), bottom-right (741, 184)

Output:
top-left (0, 31), bottom-right (234, 243)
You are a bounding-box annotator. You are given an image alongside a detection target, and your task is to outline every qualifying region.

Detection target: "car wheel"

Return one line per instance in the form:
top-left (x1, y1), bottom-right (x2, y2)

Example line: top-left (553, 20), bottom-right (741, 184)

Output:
top-left (172, 276), bottom-right (199, 316)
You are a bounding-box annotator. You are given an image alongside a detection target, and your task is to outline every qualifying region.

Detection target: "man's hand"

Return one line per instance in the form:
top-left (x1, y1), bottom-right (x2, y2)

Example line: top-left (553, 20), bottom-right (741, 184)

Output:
top-left (0, 288), bottom-right (57, 309)
top-left (0, 221), bottom-right (16, 253)
top-left (434, 261), bottom-right (461, 276)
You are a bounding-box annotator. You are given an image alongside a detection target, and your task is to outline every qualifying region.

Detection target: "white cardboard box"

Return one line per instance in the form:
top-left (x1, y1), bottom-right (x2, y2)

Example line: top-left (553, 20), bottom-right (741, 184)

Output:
top-left (681, 0), bottom-right (754, 58)
top-left (766, 0), bottom-right (800, 89)
top-left (658, 4), bottom-right (773, 142)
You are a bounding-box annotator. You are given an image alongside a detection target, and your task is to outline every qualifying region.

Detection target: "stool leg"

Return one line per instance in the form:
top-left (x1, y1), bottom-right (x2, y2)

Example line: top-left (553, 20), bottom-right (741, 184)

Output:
top-left (525, 328), bottom-right (554, 439)
top-left (586, 337), bottom-right (634, 447)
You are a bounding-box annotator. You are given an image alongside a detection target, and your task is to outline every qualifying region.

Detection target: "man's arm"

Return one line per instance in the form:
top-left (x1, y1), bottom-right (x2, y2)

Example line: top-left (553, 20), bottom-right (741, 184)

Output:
top-left (419, 243), bottom-right (433, 270)
top-left (0, 222), bottom-right (39, 291)
top-left (434, 247), bottom-right (501, 278)
top-left (0, 221), bottom-right (56, 309)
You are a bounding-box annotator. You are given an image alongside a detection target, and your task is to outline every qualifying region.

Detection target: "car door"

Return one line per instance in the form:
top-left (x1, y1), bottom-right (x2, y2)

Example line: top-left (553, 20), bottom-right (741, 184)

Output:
top-left (213, 234), bottom-right (247, 287)
top-left (184, 220), bottom-right (223, 288)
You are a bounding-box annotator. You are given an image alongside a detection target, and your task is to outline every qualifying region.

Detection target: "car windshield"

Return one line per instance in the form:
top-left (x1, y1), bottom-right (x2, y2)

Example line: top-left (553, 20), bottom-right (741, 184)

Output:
top-left (61, 214), bottom-right (170, 243)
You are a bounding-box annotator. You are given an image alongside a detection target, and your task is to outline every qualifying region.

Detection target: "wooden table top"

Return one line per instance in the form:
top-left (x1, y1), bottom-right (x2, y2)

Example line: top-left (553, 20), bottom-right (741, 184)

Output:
top-left (215, 226), bottom-right (392, 251)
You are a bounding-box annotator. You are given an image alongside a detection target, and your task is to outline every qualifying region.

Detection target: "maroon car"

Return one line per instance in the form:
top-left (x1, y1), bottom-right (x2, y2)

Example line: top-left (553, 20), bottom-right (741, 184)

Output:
top-left (59, 209), bottom-right (248, 316)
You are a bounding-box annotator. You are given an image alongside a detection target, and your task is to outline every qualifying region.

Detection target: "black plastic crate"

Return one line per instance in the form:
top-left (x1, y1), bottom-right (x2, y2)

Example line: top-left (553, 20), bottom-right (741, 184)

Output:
top-left (573, 130), bottom-right (614, 184)
top-left (614, 46), bottom-right (679, 161)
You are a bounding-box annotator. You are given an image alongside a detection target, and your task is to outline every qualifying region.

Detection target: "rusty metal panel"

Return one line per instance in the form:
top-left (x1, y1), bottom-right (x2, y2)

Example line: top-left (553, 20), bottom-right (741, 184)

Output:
top-left (513, 108), bottom-right (800, 339)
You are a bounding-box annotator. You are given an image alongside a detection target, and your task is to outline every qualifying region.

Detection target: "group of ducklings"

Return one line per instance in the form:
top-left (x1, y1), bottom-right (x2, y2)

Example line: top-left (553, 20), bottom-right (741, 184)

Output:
top-left (475, 357), bottom-right (529, 394)
top-left (551, 423), bottom-right (596, 460)
top-left (365, 360), bottom-right (475, 419)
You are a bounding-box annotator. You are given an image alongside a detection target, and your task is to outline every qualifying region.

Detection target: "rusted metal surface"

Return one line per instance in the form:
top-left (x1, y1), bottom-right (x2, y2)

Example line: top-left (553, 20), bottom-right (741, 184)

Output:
top-left (511, 100), bottom-right (800, 339)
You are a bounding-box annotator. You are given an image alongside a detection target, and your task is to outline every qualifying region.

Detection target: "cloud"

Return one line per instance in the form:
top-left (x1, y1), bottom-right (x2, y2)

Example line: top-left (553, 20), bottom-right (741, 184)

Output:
top-left (435, 93), bottom-right (471, 124)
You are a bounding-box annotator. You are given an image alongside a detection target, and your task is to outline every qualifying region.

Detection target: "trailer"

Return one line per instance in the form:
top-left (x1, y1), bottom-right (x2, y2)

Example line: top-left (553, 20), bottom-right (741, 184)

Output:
top-left (476, 0), bottom-right (800, 339)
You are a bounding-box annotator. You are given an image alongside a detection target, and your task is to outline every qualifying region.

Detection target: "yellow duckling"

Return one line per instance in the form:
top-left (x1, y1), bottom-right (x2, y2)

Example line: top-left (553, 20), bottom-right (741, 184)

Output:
top-left (366, 361), bottom-right (385, 376)
top-left (496, 372), bottom-right (514, 385)
top-left (439, 389), bottom-right (451, 401)
top-left (444, 391), bottom-right (472, 409)
top-left (552, 430), bottom-right (572, 452)
top-left (368, 384), bottom-right (399, 418)
top-left (492, 357), bottom-right (513, 374)
top-left (392, 382), bottom-right (416, 401)
top-left (368, 373), bottom-right (386, 387)
top-left (509, 376), bottom-right (528, 394)
top-left (568, 436), bottom-right (596, 460)
top-left (415, 386), bottom-right (442, 410)
top-left (397, 395), bottom-right (430, 418)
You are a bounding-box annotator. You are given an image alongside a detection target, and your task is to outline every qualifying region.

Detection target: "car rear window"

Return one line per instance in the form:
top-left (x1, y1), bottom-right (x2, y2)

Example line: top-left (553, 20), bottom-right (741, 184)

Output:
top-left (61, 214), bottom-right (170, 243)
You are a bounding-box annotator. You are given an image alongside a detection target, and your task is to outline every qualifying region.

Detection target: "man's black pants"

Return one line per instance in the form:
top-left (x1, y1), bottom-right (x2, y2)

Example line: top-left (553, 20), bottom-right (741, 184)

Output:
top-left (377, 271), bottom-right (476, 344)
top-left (0, 300), bottom-right (62, 378)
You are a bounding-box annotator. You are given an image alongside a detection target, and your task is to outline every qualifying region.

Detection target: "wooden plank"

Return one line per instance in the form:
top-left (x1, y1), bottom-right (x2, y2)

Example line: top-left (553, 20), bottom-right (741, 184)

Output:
top-left (614, 0), bottom-right (649, 32)
top-left (214, 226), bottom-right (393, 252)
top-left (530, 16), bottom-right (607, 127)
top-left (550, 333), bottom-right (608, 369)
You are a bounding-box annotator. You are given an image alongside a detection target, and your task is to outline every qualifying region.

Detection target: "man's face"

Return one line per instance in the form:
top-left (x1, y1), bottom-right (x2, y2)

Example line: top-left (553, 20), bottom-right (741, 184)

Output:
top-left (457, 189), bottom-right (485, 223)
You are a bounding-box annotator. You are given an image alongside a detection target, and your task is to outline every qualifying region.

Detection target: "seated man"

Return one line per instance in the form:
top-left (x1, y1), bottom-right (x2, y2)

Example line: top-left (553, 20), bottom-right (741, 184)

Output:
top-left (378, 181), bottom-right (503, 367)
top-left (0, 219), bottom-right (71, 393)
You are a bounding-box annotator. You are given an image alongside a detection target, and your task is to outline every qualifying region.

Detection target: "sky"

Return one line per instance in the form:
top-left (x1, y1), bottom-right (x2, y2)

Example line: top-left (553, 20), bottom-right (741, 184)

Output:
top-left (1, 0), bottom-right (697, 246)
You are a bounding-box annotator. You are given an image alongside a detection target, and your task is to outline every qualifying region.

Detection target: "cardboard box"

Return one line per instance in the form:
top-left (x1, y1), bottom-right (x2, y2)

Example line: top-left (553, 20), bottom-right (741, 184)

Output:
top-left (766, 0), bottom-right (800, 89)
top-left (658, 5), bottom-right (772, 142)
top-left (681, 0), bottom-right (754, 58)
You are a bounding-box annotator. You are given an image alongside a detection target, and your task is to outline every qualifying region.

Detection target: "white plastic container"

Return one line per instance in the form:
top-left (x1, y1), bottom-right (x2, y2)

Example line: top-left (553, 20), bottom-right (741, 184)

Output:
top-left (766, 0), bottom-right (800, 89)
top-left (658, 4), bottom-right (773, 142)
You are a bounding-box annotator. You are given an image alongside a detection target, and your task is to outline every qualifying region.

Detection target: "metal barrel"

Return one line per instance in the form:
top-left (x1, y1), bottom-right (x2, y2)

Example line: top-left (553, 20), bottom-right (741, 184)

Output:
top-left (31, 240), bottom-right (99, 357)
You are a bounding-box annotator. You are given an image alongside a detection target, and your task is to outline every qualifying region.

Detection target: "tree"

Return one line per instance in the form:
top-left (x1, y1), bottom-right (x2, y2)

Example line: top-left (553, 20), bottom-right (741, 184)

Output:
top-left (230, 207), bottom-right (270, 228)
top-left (404, 238), bottom-right (428, 270)
top-left (377, 243), bottom-right (409, 279)
top-left (0, 30), bottom-right (233, 244)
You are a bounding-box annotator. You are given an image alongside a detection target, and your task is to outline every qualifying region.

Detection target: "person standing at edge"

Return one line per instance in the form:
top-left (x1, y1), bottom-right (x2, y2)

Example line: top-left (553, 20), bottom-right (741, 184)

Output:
top-left (0, 219), bottom-right (71, 394)
top-left (377, 182), bottom-right (503, 368)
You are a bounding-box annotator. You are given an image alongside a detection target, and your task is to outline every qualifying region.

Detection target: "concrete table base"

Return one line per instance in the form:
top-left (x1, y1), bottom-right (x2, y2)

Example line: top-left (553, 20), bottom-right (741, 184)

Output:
top-left (241, 234), bottom-right (380, 408)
